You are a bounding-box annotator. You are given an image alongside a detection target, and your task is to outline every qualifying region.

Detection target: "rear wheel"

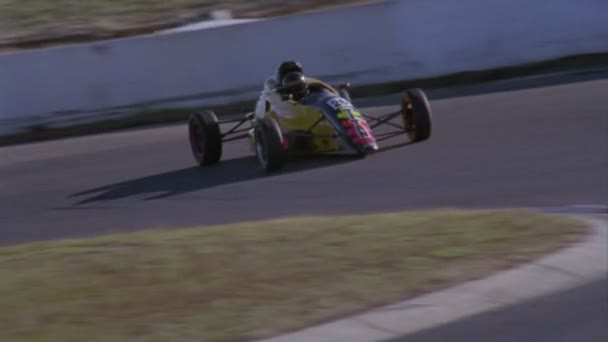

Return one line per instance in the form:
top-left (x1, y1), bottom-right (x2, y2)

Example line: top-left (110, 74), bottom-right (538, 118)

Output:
top-left (254, 116), bottom-right (285, 172)
top-left (401, 88), bottom-right (432, 142)
top-left (188, 110), bottom-right (222, 166)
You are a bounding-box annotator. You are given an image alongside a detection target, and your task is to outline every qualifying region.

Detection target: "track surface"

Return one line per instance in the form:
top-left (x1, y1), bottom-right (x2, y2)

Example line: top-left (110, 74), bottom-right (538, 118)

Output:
top-left (384, 277), bottom-right (608, 342)
top-left (1, 71), bottom-right (607, 342)
top-left (1, 74), bottom-right (607, 246)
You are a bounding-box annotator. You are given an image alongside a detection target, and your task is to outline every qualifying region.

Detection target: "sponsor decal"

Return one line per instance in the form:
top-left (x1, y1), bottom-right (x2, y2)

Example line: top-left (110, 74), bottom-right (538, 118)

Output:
top-left (326, 97), bottom-right (353, 110)
top-left (338, 109), bottom-right (374, 142)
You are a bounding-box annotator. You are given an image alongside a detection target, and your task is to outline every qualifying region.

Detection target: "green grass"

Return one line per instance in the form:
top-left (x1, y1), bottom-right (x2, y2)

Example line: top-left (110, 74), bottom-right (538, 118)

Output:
top-left (0, 0), bottom-right (375, 50)
top-left (0, 209), bottom-right (588, 342)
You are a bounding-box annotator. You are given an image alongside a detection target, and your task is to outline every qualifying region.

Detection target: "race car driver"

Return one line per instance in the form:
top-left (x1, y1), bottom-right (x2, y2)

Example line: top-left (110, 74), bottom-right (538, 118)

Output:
top-left (254, 60), bottom-right (312, 120)
top-left (264, 60), bottom-right (310, 101)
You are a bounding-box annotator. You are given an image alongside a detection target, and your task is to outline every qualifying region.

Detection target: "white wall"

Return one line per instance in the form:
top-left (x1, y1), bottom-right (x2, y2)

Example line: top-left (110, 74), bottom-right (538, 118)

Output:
top-left (385, 0), bottom-right (608, 79)
top-left (1, 0), bottom-right (607, 134)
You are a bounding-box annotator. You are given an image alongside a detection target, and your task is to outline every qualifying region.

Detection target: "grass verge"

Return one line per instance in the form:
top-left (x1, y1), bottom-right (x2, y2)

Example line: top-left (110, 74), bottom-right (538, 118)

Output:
top-left (2, 52), bottom-right (607, 148)
top-left (0, 0), bottom-right (374, 51)
top-left (0, 209), bottom-right (589, 342)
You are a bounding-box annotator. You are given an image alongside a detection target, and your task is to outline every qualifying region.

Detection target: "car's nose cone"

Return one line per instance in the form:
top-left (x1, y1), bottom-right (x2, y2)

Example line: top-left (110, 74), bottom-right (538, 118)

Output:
top-left (362, 142), bottom-right (379, 153)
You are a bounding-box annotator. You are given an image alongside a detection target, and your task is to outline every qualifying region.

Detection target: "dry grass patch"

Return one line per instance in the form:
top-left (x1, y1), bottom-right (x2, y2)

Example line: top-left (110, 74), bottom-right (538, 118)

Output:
top-left (0, 0), bottom-right (375, 49)
top-left (0, 209), bottom-right (589, 341)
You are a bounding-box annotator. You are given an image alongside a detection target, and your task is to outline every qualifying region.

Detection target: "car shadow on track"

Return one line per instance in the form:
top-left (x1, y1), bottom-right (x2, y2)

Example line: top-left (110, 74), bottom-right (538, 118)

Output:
top-left (68, 154), bottom-right (360, 206)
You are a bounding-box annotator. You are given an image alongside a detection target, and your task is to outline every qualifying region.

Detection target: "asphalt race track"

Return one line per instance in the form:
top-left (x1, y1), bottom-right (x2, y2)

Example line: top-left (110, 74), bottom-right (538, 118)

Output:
top-left (1, 70), bottom-right (607, 342)
top-left (2, 71), bottom-right (607, 246)
top-left (384, 277), bottom-right (608, 342)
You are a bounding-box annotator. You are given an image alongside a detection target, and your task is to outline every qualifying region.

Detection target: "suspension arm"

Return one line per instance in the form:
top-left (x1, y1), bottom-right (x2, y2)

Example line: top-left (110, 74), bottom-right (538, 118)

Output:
top-left (363, 110), bottom-right (404, 130)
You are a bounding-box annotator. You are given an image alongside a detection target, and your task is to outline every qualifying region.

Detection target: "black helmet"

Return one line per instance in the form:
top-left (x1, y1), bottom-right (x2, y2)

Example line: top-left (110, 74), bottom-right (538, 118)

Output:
top-left (281, 71), bottom-right (308, 99)
top-left (276, 60), bottom-right (304, 82)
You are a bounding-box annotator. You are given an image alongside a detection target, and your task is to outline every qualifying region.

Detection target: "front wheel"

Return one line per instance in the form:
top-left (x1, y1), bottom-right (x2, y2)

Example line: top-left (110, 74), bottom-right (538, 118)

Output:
top-left (188, 110), bottom-right (222, 166)
top-left (401, 88), bottom-right (432, 142)
top-left (254, 116), bottom-right (285, 172)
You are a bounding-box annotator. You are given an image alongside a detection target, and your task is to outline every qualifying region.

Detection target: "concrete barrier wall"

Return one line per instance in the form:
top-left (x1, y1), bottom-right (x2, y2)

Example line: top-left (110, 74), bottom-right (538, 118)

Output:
top-left (386, 0), bottom-right (608, 78)
top-left (1, 0), bottom-right (607, 134)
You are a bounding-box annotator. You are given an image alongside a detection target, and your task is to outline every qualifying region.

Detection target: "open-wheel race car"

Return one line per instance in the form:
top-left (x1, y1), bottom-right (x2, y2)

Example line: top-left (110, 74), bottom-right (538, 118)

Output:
top-left (188, 77), bottom-right (432, 172)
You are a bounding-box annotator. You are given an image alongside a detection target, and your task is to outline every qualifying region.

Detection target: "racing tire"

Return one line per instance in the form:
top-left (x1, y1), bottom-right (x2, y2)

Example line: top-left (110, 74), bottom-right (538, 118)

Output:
top-left (401, 88), bottom-right (432, 142)
top-left (254, 116), bottom-right (285, 172)
top-left (188, 110), bottom-right (222, 166)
